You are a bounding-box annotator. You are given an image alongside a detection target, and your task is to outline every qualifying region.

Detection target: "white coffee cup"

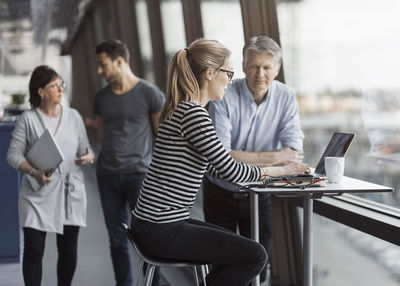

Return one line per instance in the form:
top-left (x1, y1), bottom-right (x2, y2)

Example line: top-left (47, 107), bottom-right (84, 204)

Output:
top-left (324, 157), bottom-right (345, 183)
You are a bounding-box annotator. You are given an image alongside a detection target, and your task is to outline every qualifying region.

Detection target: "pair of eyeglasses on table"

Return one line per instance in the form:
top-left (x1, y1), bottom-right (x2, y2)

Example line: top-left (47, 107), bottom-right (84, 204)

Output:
top-left (240, 174), bottom-right (326, 190)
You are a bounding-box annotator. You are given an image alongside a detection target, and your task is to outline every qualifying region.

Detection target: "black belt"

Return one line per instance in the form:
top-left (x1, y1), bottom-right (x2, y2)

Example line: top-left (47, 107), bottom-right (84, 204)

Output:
top-left (214, 189), bottom-right (249, 200)
top-left (204, 178), bottom-right (249, 200)
top-left (222, 190), bottom-right (270, 200)
top-left (232, 192), bottom-right (250, 199)
top-left (205, 177), bottom-right (270, 200)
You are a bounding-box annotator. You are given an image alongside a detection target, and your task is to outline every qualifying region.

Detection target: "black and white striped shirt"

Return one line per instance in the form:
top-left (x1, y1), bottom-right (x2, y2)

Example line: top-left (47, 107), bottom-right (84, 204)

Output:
top-left (133, 102), bottom-right (261, 223)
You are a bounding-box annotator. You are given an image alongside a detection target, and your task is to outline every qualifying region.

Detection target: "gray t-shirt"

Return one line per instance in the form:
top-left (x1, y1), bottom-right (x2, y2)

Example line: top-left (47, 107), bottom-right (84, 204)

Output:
top-left (94, 79), bottom-right (165, 174)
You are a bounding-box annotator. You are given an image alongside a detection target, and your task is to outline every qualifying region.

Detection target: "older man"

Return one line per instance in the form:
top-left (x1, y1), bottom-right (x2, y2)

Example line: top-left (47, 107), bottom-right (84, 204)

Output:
top-left (203, 36), bottom-right (304, 283)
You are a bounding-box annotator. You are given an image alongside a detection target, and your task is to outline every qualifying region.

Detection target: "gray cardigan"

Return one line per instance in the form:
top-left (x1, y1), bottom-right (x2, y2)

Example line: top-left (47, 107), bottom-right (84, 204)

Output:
top-left (7, 105), bottom-right (90, 233)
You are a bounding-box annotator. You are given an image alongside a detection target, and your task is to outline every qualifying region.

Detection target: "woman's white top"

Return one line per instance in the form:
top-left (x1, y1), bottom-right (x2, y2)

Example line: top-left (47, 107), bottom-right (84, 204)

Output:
top-left (37, 108), bottom-right (61, 135)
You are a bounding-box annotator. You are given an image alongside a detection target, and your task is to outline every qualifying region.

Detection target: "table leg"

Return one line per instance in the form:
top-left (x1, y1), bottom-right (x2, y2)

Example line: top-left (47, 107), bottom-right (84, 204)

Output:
top-left (250, 192), bottom-right (260, 286)
top-left (303, 195), bottom-right (313, 286)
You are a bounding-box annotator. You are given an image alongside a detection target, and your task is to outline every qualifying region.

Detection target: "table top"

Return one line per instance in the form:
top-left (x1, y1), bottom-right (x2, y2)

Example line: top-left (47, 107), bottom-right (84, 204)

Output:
top-left (236, 176), bottom-right (394, 196)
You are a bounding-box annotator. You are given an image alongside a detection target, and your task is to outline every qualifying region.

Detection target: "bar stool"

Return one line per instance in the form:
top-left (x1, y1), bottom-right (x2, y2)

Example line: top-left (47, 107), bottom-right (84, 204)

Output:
top-left (122, 223), bottom-right (208, 286)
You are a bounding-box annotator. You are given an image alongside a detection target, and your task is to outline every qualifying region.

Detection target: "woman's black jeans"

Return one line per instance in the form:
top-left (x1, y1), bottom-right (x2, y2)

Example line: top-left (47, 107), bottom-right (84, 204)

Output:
top-left (22, 226), bottom-right (79, 286)
top-left (132, 217), bottom-right (267, 286)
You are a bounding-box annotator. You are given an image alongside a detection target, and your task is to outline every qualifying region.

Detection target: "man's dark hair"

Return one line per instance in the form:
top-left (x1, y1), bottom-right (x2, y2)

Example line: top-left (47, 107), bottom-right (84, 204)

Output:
top-left (95, 39), bottom-right (130, 63)
top-left (29, 65), bottom-right (60, 108)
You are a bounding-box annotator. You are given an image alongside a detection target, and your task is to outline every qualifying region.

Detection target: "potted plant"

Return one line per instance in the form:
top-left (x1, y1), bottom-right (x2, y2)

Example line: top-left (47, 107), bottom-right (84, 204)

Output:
top-left (4, 93), bottom-right (28, 116)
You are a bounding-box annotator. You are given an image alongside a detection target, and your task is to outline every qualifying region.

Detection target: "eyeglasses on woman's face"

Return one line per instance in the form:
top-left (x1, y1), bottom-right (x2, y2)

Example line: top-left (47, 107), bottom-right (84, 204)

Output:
top-left (218, 68), bottom-right (234, 81)
top-left (44, 81), bottom-right (66, 91)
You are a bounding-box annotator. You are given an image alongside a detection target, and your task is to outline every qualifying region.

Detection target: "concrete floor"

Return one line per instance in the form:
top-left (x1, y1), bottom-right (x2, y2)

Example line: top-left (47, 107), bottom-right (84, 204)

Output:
top-left (0, 166), bottom-right (190, 286)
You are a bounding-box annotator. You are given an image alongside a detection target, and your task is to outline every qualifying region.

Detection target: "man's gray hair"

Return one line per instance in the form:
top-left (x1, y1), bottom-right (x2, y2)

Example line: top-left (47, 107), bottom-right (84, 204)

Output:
top-left (243, 36), bottom-right (282, 66)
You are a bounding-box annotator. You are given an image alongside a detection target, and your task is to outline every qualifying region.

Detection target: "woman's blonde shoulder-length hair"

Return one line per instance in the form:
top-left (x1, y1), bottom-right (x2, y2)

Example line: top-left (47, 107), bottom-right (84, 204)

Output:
top-left (160, 39), bottom-right (231, 122)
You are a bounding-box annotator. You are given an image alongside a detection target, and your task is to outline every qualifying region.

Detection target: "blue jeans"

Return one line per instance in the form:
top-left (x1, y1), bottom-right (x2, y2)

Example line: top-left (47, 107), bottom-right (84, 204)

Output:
top-left (97, 173), bottom-right (161, 286)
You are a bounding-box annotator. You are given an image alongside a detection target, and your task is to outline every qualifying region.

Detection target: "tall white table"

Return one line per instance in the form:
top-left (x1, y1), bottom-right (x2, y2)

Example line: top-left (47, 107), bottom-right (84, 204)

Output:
top-left (238, 176), bottom-right (394, 286)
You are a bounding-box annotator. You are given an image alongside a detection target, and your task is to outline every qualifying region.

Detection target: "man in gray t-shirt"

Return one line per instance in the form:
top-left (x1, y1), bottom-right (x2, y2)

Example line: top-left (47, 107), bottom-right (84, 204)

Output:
top-left (94, 39), bottom-right (165, 286)
top-left (94, 81), bottom-right (163, 175)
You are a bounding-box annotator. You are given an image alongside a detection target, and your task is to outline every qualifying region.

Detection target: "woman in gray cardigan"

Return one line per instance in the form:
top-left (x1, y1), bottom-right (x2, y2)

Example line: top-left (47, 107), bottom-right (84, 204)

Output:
top-left (7, 65), bottom-right (94, 286)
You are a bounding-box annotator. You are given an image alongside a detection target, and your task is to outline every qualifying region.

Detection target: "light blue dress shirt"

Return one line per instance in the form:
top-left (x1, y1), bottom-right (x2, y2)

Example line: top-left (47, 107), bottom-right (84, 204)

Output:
top-left (208, 78), bottom-right (304, 153)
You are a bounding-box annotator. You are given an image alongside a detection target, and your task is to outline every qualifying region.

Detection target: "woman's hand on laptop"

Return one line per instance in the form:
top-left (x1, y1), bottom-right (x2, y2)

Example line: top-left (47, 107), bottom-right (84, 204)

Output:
top-left (273, 161), bottom-right (310, 176)
top-left (282, 162), bottom-right (310, 175)
top-left (261, 162), bottom-right (310, 178)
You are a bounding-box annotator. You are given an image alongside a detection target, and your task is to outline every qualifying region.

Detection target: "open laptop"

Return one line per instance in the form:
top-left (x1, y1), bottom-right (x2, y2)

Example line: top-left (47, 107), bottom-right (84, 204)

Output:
top-left (212, 132), bottom-right (355, 190)
top-left (311, 131), bottom-right (355, 176)
top-left (262, 132), bottom-right (355, 186)
top-left (238, 132), bottom-right (355, 189)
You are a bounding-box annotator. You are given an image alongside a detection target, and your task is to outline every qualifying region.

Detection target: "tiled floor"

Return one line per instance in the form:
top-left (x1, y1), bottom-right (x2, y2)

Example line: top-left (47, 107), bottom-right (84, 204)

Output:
top-left (0, 164), bottom-right (271, 286)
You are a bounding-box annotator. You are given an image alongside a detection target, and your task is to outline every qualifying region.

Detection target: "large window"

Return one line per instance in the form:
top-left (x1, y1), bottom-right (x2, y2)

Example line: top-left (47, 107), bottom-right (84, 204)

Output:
top-left (277, 0), bottom-right (400, 284)
top-left (311, 214), bottom-right (400, 285)
top-left (201, 0), bottom-right (244, 79)
top-left (135, 0), bottom-right (155, 83)
top-left (160, 0), bottom-right (186, 64)
top-left (277, 0), bottom-right (400, 208)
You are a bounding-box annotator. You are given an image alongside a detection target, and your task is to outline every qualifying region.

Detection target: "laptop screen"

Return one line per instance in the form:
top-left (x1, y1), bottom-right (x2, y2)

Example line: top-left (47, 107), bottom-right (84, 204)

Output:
top-left (314, 132), bottom-right (355, 175)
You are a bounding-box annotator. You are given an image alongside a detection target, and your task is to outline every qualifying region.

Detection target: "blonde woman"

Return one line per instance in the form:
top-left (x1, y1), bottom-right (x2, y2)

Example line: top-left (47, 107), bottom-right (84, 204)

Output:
top-left (131, 39), bottom-right (309, 286)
